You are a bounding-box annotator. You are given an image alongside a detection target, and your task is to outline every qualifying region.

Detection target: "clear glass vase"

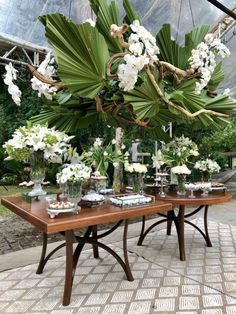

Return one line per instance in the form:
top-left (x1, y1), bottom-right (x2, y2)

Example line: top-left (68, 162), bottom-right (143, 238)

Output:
top-left (176, 174), bottom-right (186, 196)
top-left (66, 181), bottom-right (82, 211)
top-left (28, 152), bottom-right (47, 197)
top-left (129, 173), bottom-right (143, 194)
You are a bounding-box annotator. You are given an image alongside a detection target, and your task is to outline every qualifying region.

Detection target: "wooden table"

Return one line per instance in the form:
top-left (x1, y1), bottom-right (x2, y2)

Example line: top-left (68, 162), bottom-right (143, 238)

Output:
top-left (1, 196), bottom-right (172, 306)
top-left (138, 191), bottom-right (232, 261)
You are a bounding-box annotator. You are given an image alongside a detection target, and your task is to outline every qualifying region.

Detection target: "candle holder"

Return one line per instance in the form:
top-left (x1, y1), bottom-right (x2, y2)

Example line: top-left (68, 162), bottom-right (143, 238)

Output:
top-left (156, 172), bottom-right (168, 197)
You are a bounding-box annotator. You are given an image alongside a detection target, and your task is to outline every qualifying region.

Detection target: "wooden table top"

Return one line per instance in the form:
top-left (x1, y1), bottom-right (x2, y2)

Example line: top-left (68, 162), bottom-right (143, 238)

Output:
top-left (155, 191), bottom-right (232, 206)
top-left (1, 196), bottom-right (172, 234)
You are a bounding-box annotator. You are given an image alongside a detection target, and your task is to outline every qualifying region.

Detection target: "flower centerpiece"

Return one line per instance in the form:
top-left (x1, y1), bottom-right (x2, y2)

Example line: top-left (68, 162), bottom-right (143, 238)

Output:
top-left (82, 137), bottom-right (125, 177)
top-left (3, 123), bottom-right (75, 196)
top-left (171, 165), bottom-right (191, 195)
top-left (124, 162), bottom-right (148, 194)
top-left (157, 135), bottom-right (199, 195)
top-left (56, 163), bottom-right (91, 211)
top-left (194, 158), bottom-right (221, 181)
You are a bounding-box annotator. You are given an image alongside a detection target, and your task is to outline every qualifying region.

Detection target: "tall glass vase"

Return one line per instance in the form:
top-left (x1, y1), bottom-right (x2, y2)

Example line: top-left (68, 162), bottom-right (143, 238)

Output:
top-left (28, 152), bottom-right (47, 196)
top-left (176, 174), bottom-right (186, 196)
top-left (66, 181), bottom-right (82, 211)
top-left (130, 173), bottom-right (143, 194)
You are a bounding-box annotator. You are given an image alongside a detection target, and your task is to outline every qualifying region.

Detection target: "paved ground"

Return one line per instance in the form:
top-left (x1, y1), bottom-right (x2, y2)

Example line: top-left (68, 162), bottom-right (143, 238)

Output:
top-left (1, 216), bottom-right (236, 313)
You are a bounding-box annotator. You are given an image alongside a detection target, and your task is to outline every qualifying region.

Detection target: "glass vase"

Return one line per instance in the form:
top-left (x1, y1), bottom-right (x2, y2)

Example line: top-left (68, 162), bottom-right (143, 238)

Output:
top-left (28, 152), bottom-right (47, 197)
top-left (130, 173), bottom-right (143, 194)
top-left (176, 174), bottom-right (186, 196)
top-left (66, 181), bottom-right (82, 211)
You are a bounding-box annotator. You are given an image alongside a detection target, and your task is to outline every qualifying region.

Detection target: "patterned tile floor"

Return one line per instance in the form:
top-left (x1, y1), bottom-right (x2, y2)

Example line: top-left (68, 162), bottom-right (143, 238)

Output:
top-left (1, 219), bottom-right (236, 313)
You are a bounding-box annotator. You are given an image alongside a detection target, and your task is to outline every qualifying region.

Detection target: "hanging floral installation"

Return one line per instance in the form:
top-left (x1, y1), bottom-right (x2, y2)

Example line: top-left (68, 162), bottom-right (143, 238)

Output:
top-left (3, 0), bottom-right (236, 138)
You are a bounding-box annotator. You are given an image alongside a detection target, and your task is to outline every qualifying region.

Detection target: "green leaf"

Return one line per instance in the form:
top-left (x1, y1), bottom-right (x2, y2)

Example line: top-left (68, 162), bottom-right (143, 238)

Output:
top-left (156, 24), bottom-right (209, 69)
top-left (123, 0), bottom-right (140, 24)
top-left (31, 107), bottom-right (98, 132)
top-left (91, 0), bottom-right (122, 53)
top-left (40, 14), bottom-right (110, 99)
top-left (208, 62), bottom-right (224, 91)
top-left (123, 75), bottom-right (161, 120)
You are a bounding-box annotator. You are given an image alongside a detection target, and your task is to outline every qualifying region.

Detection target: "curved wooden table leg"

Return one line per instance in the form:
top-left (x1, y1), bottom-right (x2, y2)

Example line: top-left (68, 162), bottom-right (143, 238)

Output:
top-left (63, 230), bottom-right (74, 306)
top-left (176, 205), bottom-right (186, 261)
top-left (204, 205), bottom-right (212, 247)
top-left (167, 210), bottom-right (173, 235)
top-left (123, 220), bottom-right (134, 281)
top-left (36, 232), bottom-right (48, 274)
top-left (92, 225), bottom-right (99, 258)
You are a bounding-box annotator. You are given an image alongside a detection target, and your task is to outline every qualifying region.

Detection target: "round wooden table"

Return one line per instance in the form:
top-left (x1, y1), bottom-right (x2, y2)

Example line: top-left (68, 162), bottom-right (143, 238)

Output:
top-left (138, 191), bottom-right (232, 261)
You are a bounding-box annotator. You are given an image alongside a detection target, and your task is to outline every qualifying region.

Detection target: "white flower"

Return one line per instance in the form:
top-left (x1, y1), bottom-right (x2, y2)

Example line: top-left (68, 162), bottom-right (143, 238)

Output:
top-left (56, 163), bottom-right (90, 184)
top-left (121, 144), bottom-right (126, 150)
top-left (189, 33), bottom-right (230, 94)
top-left (171, 165), bottom-right (191, 175)
top-left (93, 137), bottom-right (102, 147)
top-left (85, 18), bottom-right (96, 27)
top-left (223, 88), bottom-right (230, 96)
top-left (4, 124), bottom-right (74, 163)
top-left (103, 151), bottom-right (108, 156)
top-left (111, 139), bottom-right (116, 145)
top-left (194, 159), bottom-right (220, 174)
top-left (3, 63), bottom-right (22, 106)
top-left (125, 162), bottom-right (147, 174)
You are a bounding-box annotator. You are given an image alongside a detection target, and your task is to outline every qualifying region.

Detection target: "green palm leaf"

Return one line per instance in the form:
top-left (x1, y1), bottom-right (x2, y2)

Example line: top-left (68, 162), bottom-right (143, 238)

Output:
top-left (90, 0), bottom-right (122, 53)
top-left (156, 24), bottom-right (209, 69)
top-left (40, 14), bottom-right (110, 99)
top-left (123, 0), bottom-right (140, 24)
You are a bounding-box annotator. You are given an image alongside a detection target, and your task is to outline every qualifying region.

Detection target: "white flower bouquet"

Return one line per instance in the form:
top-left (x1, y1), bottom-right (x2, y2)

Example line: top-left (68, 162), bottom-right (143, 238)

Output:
top-left (81, 137), bottom-right (125, 176)
top-left (3, 123), bottom-right (75, 164)
top-left (194, 158), bottom-right (220, 181)
top-left (160, 135), bottom-right (199, 167)
top-left (56, 163), bottom-right (91, 184)
top-left (124, 162), bottom-right (148, 174)
top-left (171, 165), bottom-right (191, 175)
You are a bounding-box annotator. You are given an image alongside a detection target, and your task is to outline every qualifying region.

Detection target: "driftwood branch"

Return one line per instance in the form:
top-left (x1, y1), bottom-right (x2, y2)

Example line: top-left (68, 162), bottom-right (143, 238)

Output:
top-left (145, 65), bottom-right (228, 118)
top-left (110, 24), bottom-right (129, 48)
top-left (27, 64), bottom-right (65, 89)
top-left (106, 52), bottom-right (129, 79)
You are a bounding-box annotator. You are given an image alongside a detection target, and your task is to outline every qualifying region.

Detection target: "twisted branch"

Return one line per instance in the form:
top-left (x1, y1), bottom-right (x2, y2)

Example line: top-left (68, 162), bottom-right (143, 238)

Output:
top-left (27, 64), bottom-right (65, 89)
top-left (145, 65), bottom-right (228, 118)
top-left (106, 52), bottom-right (129, 79)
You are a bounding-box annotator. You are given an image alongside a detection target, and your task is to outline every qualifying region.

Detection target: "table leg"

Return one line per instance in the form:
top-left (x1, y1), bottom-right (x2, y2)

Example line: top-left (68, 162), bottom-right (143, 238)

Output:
top-left (204, 205), bottom-right (212, 247)
top-left (92, 225), bottom-right (99, 258)
top-left (63, 230), bottom-right (74, 306)
top-left (123, 220), bottom-right (134, 281)
top-left (167, 211), bottom-right (173, 235)
top-left (176, 205), bottom-right (186, 261)
top-left (36, 232), bottom-right (48, 274)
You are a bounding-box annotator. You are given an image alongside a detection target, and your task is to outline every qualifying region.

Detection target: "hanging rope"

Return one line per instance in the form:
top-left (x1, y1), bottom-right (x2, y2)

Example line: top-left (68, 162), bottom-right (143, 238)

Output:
top-left (176, 0), bottom-right (183, 41)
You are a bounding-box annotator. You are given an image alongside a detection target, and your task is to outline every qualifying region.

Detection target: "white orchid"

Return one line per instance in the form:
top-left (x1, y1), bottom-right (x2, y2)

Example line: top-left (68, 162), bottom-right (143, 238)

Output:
top-left (3, 63), bottom-right (22, 106)
top-left (189, 33), bottom-right (230, 94)
top-left (113, 20), bottom-right (160, 91)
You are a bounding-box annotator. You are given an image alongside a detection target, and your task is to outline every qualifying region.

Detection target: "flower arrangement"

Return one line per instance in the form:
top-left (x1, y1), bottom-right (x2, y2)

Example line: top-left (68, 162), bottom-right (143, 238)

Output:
top-left (171, 165), bottom-right (191, 175)
top-left (81, 137), bottom-right (125, 176)
top-left (3, 123), bottom-right (75, 164)
top-left (56, 163), bottom-right (91, 184)
top-left (124, 162), bottom-right (148, 174)
top-left (4, 0), bottom-right (236, 137)
top-left (160, 135), bottom-right (199, 167)
top-left (194, 158), bottom-right (220, 180)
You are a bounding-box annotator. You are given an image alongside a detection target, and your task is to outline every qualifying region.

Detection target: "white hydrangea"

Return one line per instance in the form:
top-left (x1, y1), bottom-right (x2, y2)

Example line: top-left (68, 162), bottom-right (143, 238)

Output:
top-left (171, 164), bottom-right (191, 175)
top-left (125, 162), bottom-right (148, 174)
top-left (31, 52), bottom-right (57, 100)
top-left (114, 20), bottom-right (160, 91)
top-left (189, 33), bottom-right (230, 94)
top-left (3, 63), bottom-right (22, 106)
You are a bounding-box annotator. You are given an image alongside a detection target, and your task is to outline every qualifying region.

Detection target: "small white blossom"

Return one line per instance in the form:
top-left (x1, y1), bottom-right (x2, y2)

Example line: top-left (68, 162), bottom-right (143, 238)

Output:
top-left (85, 18), bottom-right (96, 27)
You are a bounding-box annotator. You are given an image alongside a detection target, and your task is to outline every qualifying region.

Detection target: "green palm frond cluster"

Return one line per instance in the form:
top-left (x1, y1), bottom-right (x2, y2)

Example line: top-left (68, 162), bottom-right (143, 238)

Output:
top-left (31, 0), bottom-right (236, 140)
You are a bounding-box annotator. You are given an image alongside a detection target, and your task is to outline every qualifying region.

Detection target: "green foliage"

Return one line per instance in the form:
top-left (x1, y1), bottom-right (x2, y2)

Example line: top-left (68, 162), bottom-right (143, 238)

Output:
top-left (40, 14), bottom-right (110, 98)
